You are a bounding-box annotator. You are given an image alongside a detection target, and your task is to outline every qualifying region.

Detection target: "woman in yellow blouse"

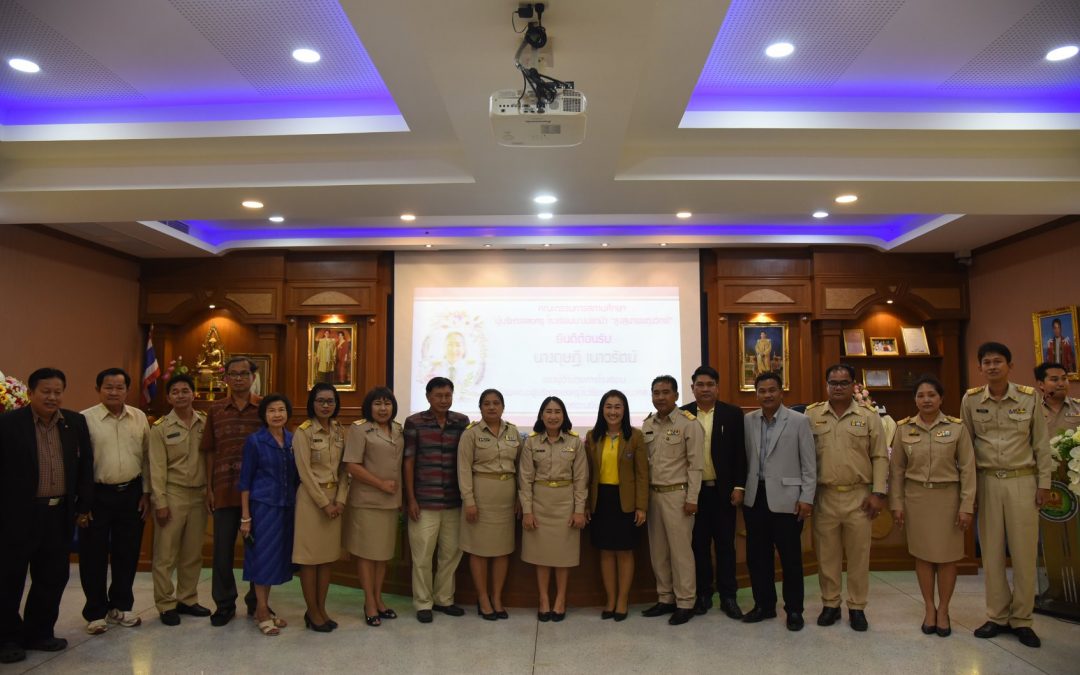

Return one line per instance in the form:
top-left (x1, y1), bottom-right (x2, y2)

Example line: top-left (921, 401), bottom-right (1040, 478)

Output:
top-left (889, 376), bottom-right (975, 637)
top-left (585, 390), bottom-right (648, 621)
top-left (458, 389), bottom-right (521, 620)
top-left (292, 384), bottom-right (349, 632)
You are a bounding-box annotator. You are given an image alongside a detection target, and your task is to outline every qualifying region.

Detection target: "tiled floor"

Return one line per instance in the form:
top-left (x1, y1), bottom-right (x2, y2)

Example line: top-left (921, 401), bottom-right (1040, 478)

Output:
top-left (7, 567), bottom-right (1077, 674)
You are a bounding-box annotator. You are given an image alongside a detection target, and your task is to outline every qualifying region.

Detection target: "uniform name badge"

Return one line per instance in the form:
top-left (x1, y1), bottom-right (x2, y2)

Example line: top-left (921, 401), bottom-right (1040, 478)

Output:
top-left (667, 429), bottom-right (682, 436)
top-left (1009, 408), bottom-right (1027, 415)
top-left (935, 430), bottom-right (951, 438)
top-left (166, 431), bottom-right (181, 439)
top-left (850, 419), bottom-right (866, 427)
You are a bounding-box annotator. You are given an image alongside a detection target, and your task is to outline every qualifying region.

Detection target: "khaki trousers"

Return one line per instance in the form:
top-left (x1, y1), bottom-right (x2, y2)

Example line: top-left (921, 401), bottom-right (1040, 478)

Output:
top-left (647, 489), bottom-right (696, 609)
top-left (813, 485), bottom-right (871, 610)
top-left (152, 485), bottom-right (208, 612)
top-left (407, 507), bottom-right (463, 610)
top-left (977, 473), bottom-right (1038, 628)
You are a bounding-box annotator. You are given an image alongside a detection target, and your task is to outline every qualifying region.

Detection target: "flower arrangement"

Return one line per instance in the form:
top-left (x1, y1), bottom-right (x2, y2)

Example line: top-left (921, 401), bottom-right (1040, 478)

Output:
top-left (164, 356), bottom-right (191, 380)
top-left (853, 382), bottom-right (877, 409)
top-left (1049, 428), bottom-right (1080, 496)
top-left (0, 370), bottom-right (31, 413)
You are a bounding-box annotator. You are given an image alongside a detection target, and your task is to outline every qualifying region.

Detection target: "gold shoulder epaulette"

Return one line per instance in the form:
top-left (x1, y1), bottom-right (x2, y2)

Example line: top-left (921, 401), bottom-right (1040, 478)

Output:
top-left (806, 401), bottom-right (825, 410)
top-left (1016, 384), bottom-right (1035, 395)
top-left (680, 410), bottom-right (696, 420)
top-left (529, 430), bottom-right (540, 437)
top-left (298, 419), bottom-right (312, 430)
top-left (152, 417), bottom-right (165, 426)
top-left (352, 418), bottom-right (368, 426)
top-left (195, 410), bottom-right (206, 420)
top-left (965, 386), bottom-right (984, 396)
top-left (465, 421), bottom-right (477, 429)
top-left (859, 402), bottom-right (876, 411)
top-left (896, 416), bottom-right (912, 425)
top-left (946, 415), bottom-right (962, 424)
top-left (1071, 397), bottom-right (1080, 405)
top-left (568, 430), bottom-right (579, 436)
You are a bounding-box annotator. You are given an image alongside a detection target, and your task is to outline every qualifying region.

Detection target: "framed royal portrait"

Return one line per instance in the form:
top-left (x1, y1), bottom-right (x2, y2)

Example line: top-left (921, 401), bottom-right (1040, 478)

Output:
top-left (308, 322), bottom-right (358, 391)
top-left (862, 368), bottom-right (892, 389)
top-left (738, 321), bottom-right (789, 391)
top-left (843, 328), bottom-right (867, 356)
top-left (900, 326), bottom-right (930, 355)
top-left (869, 336), bottom-right (899, 356)
top-left (231, 353), bottom-right (273, 397)
top-left (1033, 306), bottom-right (1079, 380)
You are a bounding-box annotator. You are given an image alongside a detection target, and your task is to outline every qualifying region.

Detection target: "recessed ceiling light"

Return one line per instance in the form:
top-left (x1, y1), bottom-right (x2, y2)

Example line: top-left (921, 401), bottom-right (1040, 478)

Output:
top-left (812, 210), bottom-right (829, 219)
top-left (1046, 45), bottom-right (1078, 62)
top-left (241, 200), bottom-right (264, 209)
top-left (765, 42), bottom-right (795, 58)
top-left (8, 58), bottom-right (40, 73)
top-left (268, 215), bottom-right (284, 223)
top-left (533, 194), bottom-right (558, 205)
top-left (886, 299), bottom-right (894, 304)
top-left (659, 243), bottom-right (668, 247)
top-left (675, 211), bottom-right (692, 219)
top-left (424, 243), bottom-right (432, 248)
top-left (543, 243), bottom-right (551, 248)
top-left (292, 48), bottom-right (321, 63)
top-left (208, 304), bottom-right (216, 309)
top-left (834, 194), bottom-right (858, 204)
top-left (400, 213), bottom-right (416, 222)
top-left (601, 242), bottom-right (609, 247)
top-left (537, 212), bottom-right (553, 220)
top-left (483, 244), bottom-right (492, 248)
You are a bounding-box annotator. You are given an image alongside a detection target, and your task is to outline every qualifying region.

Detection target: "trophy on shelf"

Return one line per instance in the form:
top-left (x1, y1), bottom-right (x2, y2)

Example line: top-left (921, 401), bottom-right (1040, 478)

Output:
top-left (194, 325), bottom-right (227, 400)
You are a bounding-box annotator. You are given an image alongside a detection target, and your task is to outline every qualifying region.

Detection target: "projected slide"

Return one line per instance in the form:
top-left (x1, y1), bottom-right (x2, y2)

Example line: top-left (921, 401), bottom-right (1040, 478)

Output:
top-left (411, 287), bottom-right (681, 426)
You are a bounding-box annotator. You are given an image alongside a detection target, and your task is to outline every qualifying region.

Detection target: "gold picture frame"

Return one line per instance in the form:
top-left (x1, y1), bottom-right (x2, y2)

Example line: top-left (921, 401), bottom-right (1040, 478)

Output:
top-left (843, 328), bottom-right (867, 356)
top-left (869, 336), bottom-right (900, 356)
top-left (900, 326), bottom-right (930, 355)
top-left (231, 353), bottom-right (273, 397)
top-left (862, 368), bottom-right (892, 389)
top-left (738, 321), bottom-right (790, 391)
top-left (1032, 306), bottom-right (1079, 380)
top-left (308, 322), bottom-right (358, 391)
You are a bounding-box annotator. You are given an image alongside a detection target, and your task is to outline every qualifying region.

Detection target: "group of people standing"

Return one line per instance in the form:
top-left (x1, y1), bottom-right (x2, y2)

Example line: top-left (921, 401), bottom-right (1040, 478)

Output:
top-left (0, 338), bottom-right (1058, 663)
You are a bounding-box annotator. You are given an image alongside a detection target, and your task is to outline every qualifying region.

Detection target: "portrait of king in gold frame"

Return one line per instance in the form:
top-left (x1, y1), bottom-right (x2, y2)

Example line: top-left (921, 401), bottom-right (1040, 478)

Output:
top-left (308, 322), bottom-right (358, 391)
top-left (739, 322), bottom-right (789, 392)
top-left (1033, 307), bottom-right (1078, 380)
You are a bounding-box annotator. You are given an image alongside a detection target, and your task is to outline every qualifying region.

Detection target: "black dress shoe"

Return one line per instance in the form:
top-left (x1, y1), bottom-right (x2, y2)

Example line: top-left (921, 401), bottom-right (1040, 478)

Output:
top-left (0, 642), bottom-right (25, 664)
top-left (641, 602), bottom-right (676, 617)
top-left (433, 603), bottom-right (465, 617)
top-left (613, 612), bottom-right (628, 622)
top-left (23, 637), bottom-right (67, 652)
top-left (973, 621), bottom-right (1010, 638)
top-left (495, 610), bottom-right (509, 620)
top-left (210, 607), bottom-right (235, 627)
top-left (176, 602), bottom-right (211, 617)
top-left (1014, 627), bottom-right (1041, 648)
top-left (551, 611), bottom-right (566, 622)
top-left (817, 606), bottom-right (841, 626)
top-left (601, 610), bottom-right (615, 620)
top-left (538, 611), bottom-right (552, 622)
top-left (416, 609), bottom-right (434, 623)
top-left (668, 608), bottom-right (694, 625)
top-left (160, 609), bottom-right (180, 626)
top-left (477, 603), bottom-right (497, 621)
top-left (849, 609), bottom-right (868, 632)
top-left (694, 595), bottom-right (713, 615)
top-left (742, 607), bottom-right (777, 623)
top-left (786, 612), bottom-right (804, 631)
top-left (719, 598), bottom-right (743, 620)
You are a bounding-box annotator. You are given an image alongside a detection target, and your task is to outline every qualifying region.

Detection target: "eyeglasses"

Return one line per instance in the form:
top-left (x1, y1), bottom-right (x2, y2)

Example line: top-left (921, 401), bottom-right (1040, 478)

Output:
top-left (827, 380), bottom-right (853, 388)
top-left (226, 371), bottom-right (252, 379)
top-left (314, 398), bottom-right (336, 405)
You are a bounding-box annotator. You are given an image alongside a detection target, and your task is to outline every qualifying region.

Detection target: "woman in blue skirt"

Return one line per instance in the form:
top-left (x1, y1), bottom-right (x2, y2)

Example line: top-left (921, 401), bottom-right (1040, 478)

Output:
top-left (239, 394), bottom-right (298, 636)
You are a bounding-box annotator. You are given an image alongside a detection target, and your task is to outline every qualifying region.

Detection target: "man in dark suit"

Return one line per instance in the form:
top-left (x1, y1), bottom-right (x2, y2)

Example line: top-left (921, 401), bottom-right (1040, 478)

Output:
top-left (0, 368), bottom-right (94, 663)
top-left (681, 365), bottom-right (747, 618)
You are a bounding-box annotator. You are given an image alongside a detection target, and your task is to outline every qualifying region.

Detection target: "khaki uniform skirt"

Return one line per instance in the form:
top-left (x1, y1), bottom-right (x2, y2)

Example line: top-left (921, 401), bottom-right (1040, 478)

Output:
top-left (293, 484), bottom-right (343, 565)
top-left (903, 480), bottom-right (965, 563)
top-left (522, 483), bottom-right (579, 567)
top-left (461, 474), bottom-right (516, 557)
top-left (344, 506), bottom-right (398, 561)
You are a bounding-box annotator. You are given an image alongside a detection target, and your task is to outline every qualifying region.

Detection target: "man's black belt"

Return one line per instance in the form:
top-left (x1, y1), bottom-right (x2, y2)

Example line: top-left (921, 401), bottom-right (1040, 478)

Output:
top-left (96, 478), bottom-right (140, 491)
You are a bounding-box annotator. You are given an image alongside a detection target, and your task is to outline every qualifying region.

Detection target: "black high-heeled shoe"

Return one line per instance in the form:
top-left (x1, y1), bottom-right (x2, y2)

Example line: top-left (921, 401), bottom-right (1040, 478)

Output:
top-left (613, 612), bottom-right (628, 622)
top-left (538, 611), bottom-right (552, 622)
top-left (551, 611), bottom-right (566, 622)
top-left (365, 614), bottom-right (382, 627)
top-left (325, 617), bottom-right (338, 630)
top-left (304, 612), bottom-right (333, 633)
top-left (477, 602), bottom-right (497, 621)
top-left (936, 615), bottom-right (951, 637)
top-left (495, 609), bottom-right (509, 619)
top-left (921, 623), bottom-right (937, 635)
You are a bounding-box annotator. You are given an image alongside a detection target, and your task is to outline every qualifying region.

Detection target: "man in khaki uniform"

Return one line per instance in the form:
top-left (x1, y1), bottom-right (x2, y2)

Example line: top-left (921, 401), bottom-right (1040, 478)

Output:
top-left (806, 364), bottom-right (888, 632)
top-left (1036, 361), bottom-right (1080, 435)
top-left (963, 342), bottom-right (1053, 649)
top-left (640, 375), bottom-right (704, 626)
top-left (149, 374), bottom-right (210, 626)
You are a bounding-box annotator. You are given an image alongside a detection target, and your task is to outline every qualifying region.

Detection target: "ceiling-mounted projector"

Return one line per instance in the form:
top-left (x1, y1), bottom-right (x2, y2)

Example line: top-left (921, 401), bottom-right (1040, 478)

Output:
top-left (489, 87), bottom-right (586, 147)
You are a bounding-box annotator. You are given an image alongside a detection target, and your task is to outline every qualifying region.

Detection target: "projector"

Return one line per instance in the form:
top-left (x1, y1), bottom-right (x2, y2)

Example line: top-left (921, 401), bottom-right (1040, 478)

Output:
top-left (489, 88), bottom-right (587, 148)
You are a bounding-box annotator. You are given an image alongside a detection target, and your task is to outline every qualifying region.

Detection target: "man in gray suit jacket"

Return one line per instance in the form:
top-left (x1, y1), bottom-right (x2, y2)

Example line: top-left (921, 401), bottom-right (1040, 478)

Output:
top-left (741, 372), bottom-right (816, 631)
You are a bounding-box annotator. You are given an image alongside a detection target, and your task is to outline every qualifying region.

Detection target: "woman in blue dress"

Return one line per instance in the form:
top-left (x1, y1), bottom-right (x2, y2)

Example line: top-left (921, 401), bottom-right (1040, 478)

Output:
top-left (239, 394), bottom-right (298, 636)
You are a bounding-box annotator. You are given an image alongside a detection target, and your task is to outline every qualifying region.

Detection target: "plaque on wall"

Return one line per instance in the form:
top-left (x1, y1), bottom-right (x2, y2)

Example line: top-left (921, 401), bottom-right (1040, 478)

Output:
top-left (843, 328), bottom-right (867, 356)
top-left (900, 326), bottom-right (930, 355)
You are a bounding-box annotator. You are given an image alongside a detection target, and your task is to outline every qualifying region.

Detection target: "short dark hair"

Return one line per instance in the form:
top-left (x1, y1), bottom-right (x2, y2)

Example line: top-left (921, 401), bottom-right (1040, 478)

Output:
top-left (96, 368), bottom-right (131, 388)
top-left (426, 377), bottom-right (454, 394)
top-left (166, 374), bottom-right (196, 394)
top-left (754, 371), bottom-right (783, 389)
top-left (590, 389), bottom-right (632, 443)
top-left (913, 375), bottom-right (943, 396)
top-left (224, 356), bottom-right (258, 374)
top-left (977, 341), bottom-right (1012, 363)
top-left (478, 388), bottom-right (505, 408)
top-left (651, 375), bottom-right (678, 392)
top-left (362, 386), bottom-right (398, 421)
top-left (257, 394), bottom-right (292, 425)
top-left (824, 364), bottom-right (856, 382)
top-left (306, 383), bottom-right (340, 419)
top-left (1035, 362), bottom-right (1066, 382)
top-left (28, 367), bottom-right (66, 391)
top-left (690, 365), bottom-right (719, 384)
top-left (1052, 318), bottom-right (1062, 328)
top-left (533, 396), bottom-right (573, 434)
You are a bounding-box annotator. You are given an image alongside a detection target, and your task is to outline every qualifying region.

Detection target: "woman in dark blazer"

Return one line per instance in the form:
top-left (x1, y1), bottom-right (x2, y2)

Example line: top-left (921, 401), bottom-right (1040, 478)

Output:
top-left (584, 389), bottom-right (648, 621)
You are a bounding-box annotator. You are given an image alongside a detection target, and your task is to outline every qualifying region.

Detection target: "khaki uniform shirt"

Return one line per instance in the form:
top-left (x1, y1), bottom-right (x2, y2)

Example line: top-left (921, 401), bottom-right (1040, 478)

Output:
top-left (82, 403), bottom-right (150, 491)
top-left (457, 420), bottom-right (522, 508)
top-left (961, 383), bottom-right (1054, 490)
top-left (294, 419), bottom-right (349, 509)
top-left (343, 419), bottom-right (404, 509)
top-left (889, 413), bottom-right (976, 513)
top-left (518, 431), bottom-right (588, 514)
top-left (148, 409), bottom-right (206, 508)
top-left (1042, 396), bottom-right (1080, 437)
top-left (695, 407), bottom-right (717, 481)
top-left (806, 400), bottom-right (889, 493)
top-left (642, 409), bottom-right (704, 503)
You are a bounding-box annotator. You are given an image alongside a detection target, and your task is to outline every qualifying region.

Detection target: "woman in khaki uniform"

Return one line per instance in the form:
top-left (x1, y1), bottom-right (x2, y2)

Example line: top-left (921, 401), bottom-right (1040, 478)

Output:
top-left (343, 386), bottom-right (404, 626)
top-left (458, 389), bottom-right (521, 620)
top-left (293, 383), bottom-right (349, 632)
top-left (889, 375), bottom-right (975, 637)
top-left (519, 396), bottom-right (588, 622)
top-left (584, 390), bottom-right (648, 621)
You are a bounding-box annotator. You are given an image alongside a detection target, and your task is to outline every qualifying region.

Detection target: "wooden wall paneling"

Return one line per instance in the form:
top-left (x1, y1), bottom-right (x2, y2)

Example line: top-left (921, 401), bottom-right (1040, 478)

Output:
top-left (717, 279), bottom-right (813, 313)
top-left (815, 320), bottom-right (843, 403)
top-left (284, 282), bottom-right (376, 315)
top-left (795, 314), bottom-right (815, 405)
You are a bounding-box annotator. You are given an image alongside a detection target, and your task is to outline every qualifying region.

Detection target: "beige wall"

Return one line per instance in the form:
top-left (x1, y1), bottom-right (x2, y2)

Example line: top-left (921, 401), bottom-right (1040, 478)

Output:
top-left (966, 220), bottom-right (1080, 396)
top-left (0, 226), bottom-right (142, 410)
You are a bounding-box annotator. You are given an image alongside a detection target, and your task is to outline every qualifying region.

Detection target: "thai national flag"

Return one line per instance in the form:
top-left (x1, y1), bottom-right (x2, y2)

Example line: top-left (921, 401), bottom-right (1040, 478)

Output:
top-left (142, 328), bottom-right (161, 405)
